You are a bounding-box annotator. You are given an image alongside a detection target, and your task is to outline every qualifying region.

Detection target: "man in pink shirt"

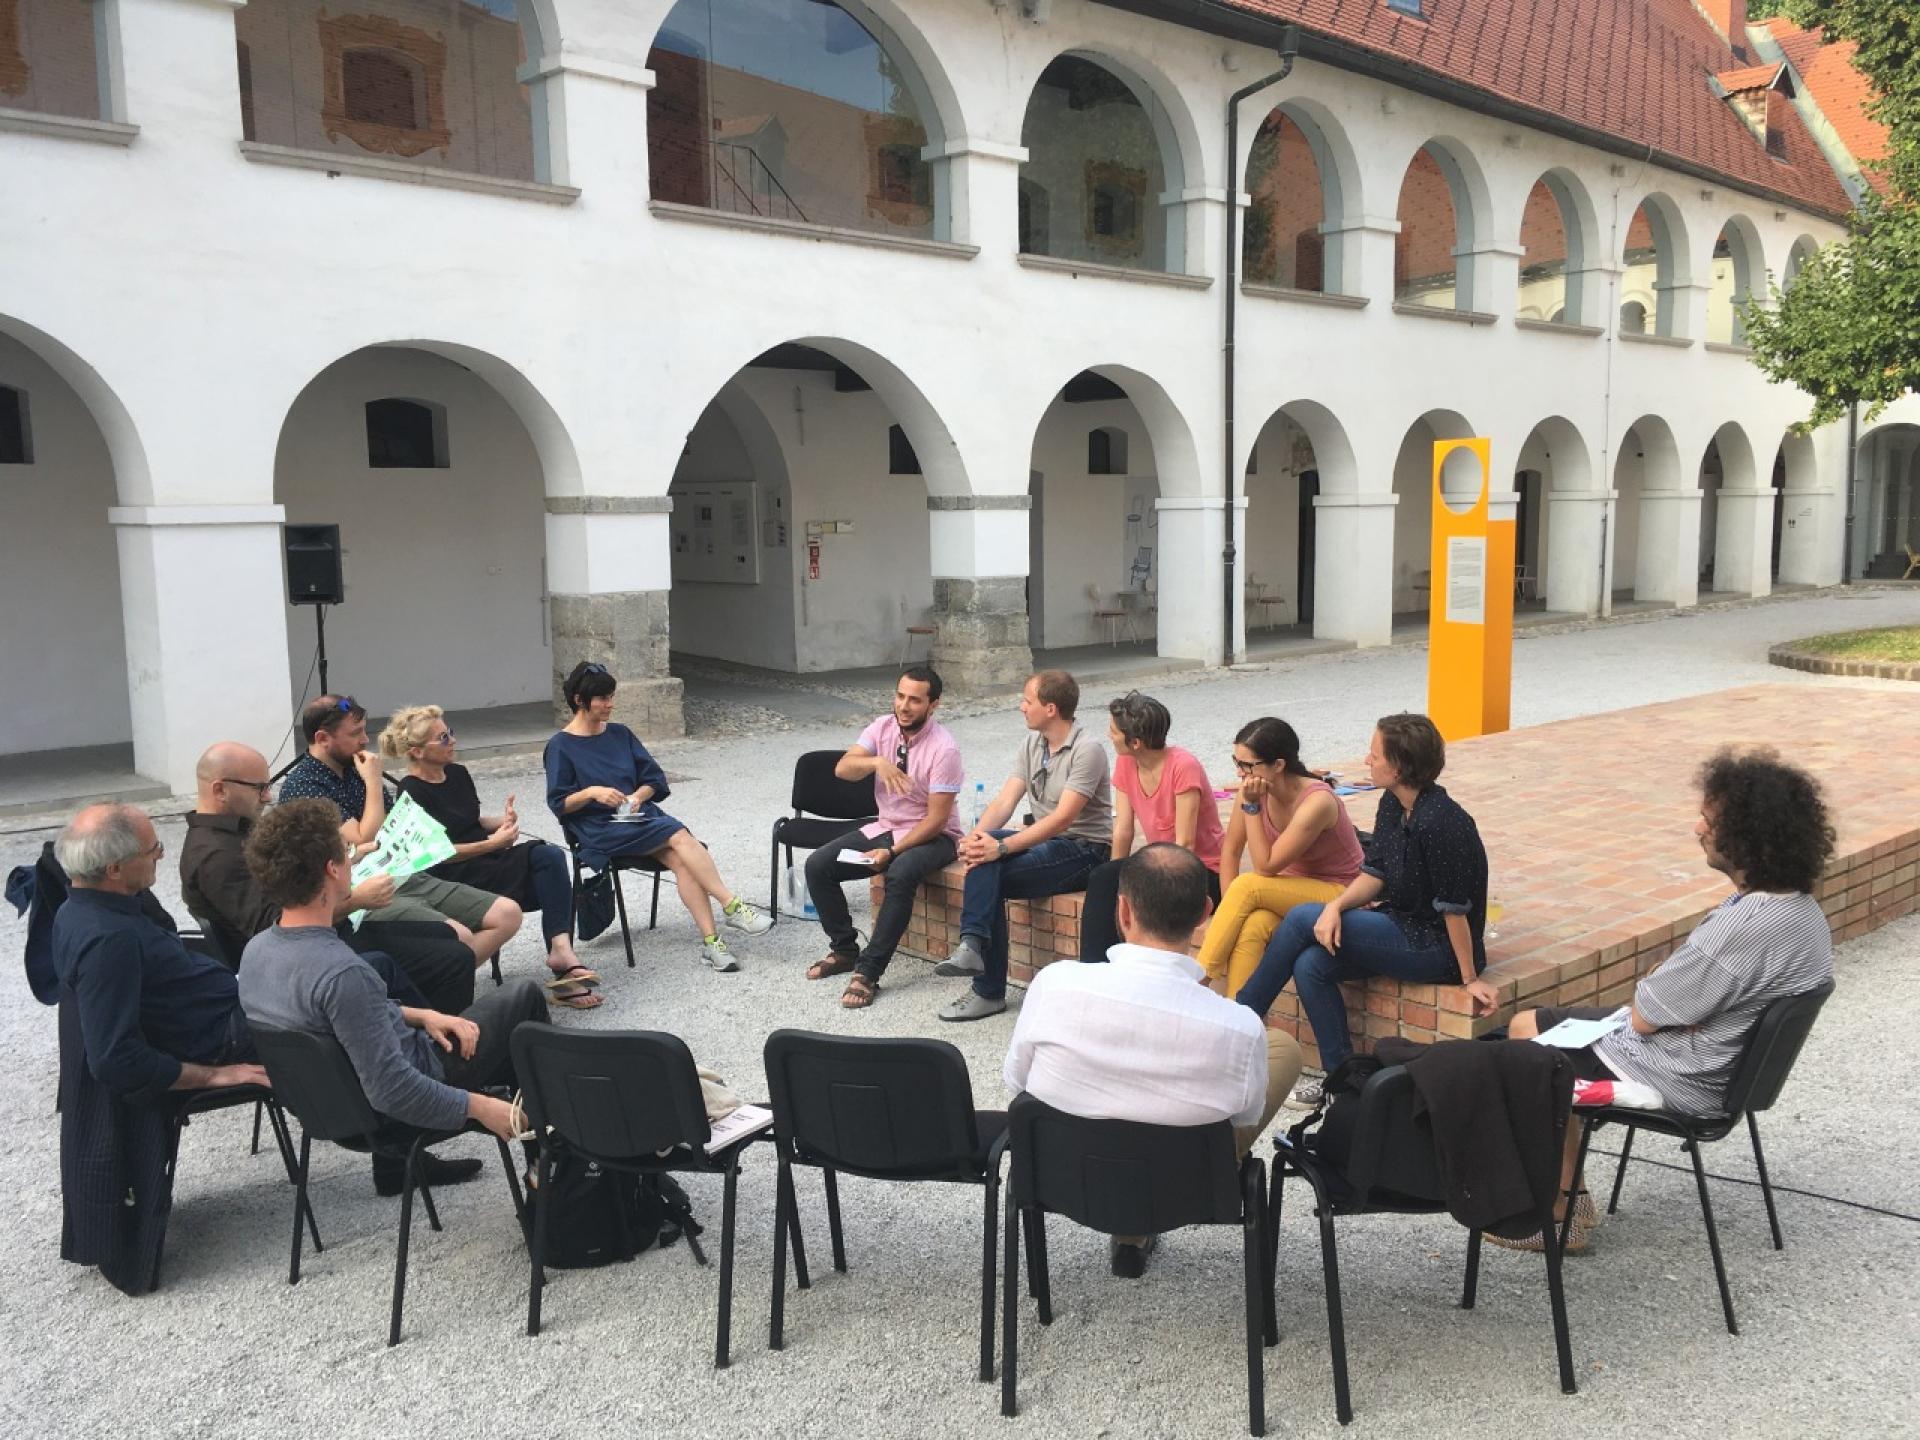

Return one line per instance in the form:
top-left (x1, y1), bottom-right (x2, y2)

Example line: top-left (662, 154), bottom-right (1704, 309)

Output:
top-left (803, 664), bottom-right (965, 1009)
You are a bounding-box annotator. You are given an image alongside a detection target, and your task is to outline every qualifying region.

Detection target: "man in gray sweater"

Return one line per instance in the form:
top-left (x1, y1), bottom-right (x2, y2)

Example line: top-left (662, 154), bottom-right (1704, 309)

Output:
top-left (238, 798), bottom-right (539, 1194)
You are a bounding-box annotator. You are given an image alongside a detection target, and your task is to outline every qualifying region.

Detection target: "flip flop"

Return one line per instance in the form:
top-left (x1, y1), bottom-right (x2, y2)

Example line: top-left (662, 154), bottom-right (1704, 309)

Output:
top-left (806, 953), bottom-right (858, 981)
top-left (545, 965), bottom-right (601, 990)
top-left (547, 984), bottom-right (604, 1010)
top-left (840, 974), bottom-right (879, 1009)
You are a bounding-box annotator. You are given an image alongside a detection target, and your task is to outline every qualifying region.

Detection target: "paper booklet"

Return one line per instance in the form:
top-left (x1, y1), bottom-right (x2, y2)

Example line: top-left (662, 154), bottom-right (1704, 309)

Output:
top-left (346, 793), bottom-right (455, 929)
top-left (1531, 1007), bottom-right (1629, 1050)
top-left (705, 1104), bottom-right (775, 1155)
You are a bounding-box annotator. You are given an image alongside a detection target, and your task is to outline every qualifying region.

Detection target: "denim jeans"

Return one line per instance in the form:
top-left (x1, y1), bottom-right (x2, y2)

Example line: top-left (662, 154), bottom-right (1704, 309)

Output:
top-left (1236, 903), bottom-right (1460, 1072)
top-left (959, 830), bottom-right (1104, 999)
top-left (525, 841), bottom-right (575, 944)
top-left (804, 828), bottom-right (959, 981)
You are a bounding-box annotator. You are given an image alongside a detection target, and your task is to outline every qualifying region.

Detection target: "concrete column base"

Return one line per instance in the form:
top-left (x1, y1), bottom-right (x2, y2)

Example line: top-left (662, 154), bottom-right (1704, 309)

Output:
top-left (550, 590), bottom-right (684, 736)
top-left (930, 576), bottom-right (1032, 694)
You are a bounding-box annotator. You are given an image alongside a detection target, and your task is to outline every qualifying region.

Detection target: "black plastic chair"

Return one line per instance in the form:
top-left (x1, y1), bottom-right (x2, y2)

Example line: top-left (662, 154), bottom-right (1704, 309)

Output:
top-left (511, 1023), bottom-right (766, 1367)
top-left (250, 1023), bottom-right (526, 1346)
top-left (555, 812), bottom-right (669, 970)
top-left (1273, 1061), bottom-right (1577, 1425)
top-left (1566, 979), bottom-right (1834, 1335)
top-left (769, 750), bottom-right (879, 921)
top-left (1000, 1094), bottom-right (1274, 1436)
top-left (762, 1029), bottom-right (1009, 1380)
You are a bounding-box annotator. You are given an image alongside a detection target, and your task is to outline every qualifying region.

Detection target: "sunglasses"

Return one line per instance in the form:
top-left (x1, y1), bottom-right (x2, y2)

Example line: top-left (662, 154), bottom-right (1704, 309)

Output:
top-left (431, 730), bottom-right (455, 746)
top-left (580, 663), bottom-right (609, 677)
top-left (894, 740), bottom-right (910, 770)
top-left (334, 695), bottom-right (358, 715)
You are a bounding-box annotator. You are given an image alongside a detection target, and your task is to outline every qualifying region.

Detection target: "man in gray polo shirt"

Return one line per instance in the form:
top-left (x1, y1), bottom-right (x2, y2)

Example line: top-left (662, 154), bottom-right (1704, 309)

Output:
top-left (237, 798), bottom-right (539, 1195)
top-left (936, 670), bottom-right (1111, 1021)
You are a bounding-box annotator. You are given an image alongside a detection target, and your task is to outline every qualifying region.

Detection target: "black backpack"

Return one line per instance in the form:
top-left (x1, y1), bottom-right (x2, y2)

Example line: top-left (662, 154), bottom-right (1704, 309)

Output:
top-left (534, 1155), bottom-right (703, 1269)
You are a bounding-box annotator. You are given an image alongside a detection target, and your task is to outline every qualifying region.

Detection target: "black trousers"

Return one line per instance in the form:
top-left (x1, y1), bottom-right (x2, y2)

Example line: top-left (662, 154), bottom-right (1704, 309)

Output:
top-left (1077, 858), bottom-right (1222, 964)
top-left (352, 920), bottom-right (475, 1015)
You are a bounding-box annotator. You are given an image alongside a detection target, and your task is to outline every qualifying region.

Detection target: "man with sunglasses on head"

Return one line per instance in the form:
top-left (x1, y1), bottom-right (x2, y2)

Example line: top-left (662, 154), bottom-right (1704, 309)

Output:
top-left (180, 741), bottom-right (477, 1014)
top-left (802, 664), bottom-right (965, 1009)
top-left (279, 694), bottom-right (523, 977)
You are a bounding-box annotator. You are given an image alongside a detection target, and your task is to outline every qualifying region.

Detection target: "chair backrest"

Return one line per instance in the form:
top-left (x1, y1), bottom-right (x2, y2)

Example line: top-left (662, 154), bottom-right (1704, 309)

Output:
top-left (510, 1022), bottom-right (711, 1160)
top-left (763, 1029), bottom-right (983, 1178)
top-left (1338, 1065), bottom-right (1448, 1206)
top-left (1720, 979), bottom-right (1835, 1116)
top-left (790, 749), bottom-right (877, 822)
top-left (1007, 1094), bottom-right (1241, 1234)
top-left (249, 1023), bottom-right (384, 1142)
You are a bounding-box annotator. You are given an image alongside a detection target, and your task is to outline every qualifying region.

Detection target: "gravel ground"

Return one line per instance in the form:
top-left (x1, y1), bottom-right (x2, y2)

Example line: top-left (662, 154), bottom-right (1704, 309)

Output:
top-left (3, 589), bottom-right (1917, 1440)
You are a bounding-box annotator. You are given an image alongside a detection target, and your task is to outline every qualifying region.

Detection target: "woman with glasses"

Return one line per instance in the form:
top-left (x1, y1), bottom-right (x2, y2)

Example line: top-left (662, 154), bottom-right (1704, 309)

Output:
top-left (544, 661), bottom-right (771, 973)
top-left (1076, 692), bottom-right (1226, 963)
top-left (384, 705), bottom-right (601, 1009)
top-left (1194, 717), bottom-right (1364, 1000)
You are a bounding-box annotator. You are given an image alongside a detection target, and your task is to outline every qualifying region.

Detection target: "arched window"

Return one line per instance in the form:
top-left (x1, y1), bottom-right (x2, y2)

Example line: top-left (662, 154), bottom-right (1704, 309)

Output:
top-left (1088, 426), bottom-right (1128, 475)
top-left (1622, 198), bottom-right (1687, 337)
top-left (1242, 111), bottom-right (1327, 292)
top-left (647, 0), bottom-right (938, 239)
top-left (365, 399), bottom-right (448, 469)
top-left (0, 385), bottom-right (31, 465)
top-left (1619, 300), bottom-right (1648, 334)
top-left (0, 0), bottom-right (101, 120)
top-left (1784, 236), bottom-right (1818, 290)
top-left (1708, 219), bottom-right (1764, 345)
top-left (1519, 179), bottom-right (1571, 323)
top-left (1395, 146), bottom-right (1464, 310)
top-left (1020, 55), bottom-right (1173, 272)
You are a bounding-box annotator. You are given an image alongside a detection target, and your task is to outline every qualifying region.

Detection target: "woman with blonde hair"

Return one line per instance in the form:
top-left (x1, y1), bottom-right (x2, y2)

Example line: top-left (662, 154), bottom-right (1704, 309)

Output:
top-left (1197, 716), bottom-right (1364, 999)
top-left (383, 704), bottom-right (601, 1009)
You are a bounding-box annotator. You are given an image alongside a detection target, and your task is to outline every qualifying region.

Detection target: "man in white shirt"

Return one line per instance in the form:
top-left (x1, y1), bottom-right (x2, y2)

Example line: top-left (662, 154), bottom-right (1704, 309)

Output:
top-left (1003, 843), bottom-right (1304, 1277)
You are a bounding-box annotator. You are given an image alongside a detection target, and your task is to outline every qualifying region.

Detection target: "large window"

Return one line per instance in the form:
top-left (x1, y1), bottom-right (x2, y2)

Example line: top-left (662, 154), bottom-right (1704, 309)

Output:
top-left (234, 0), bottom-right (534, 180)
top-left (1020, 55), bottom-right (1171, 272)
top-left (1621, 197), bottom-right (1686, 337)
top-left (1, 0), bottom-right (101, 120)
top-left (1242, 111), bottom-right (1326, 292)
top-left (648, 0), bottom-right (936, 238)
top-left (1394, 146), bottom-right (1463, 309)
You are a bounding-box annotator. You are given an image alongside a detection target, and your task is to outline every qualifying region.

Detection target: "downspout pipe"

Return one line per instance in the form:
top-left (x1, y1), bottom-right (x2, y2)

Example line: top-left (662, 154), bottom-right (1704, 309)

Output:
top-left (1222, 25), bottom-right (1299, 668)
top-left (1843, 401), bottom-right (1858, 583)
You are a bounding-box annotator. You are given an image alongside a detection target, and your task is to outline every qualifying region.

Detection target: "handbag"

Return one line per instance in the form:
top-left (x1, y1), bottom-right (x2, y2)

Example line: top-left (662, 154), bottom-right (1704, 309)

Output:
top-left (575, 867), bottom-right (617, 941)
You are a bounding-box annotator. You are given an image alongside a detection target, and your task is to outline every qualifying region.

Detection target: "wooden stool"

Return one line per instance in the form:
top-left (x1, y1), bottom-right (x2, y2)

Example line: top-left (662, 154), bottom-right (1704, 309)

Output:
top-left (900, 624), bottom-right (937, 665)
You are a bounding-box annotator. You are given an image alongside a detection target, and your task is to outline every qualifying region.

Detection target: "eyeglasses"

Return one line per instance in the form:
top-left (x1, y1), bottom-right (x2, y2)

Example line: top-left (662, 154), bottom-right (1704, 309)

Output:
top-left (219, 777), bottom-right (273, 796)
top-left (1232, 758), bottom-right (1260, 774)
top-left (126, 839), bottom-right (165, 864)
top-left (431, 731), bottom-right (455, 746)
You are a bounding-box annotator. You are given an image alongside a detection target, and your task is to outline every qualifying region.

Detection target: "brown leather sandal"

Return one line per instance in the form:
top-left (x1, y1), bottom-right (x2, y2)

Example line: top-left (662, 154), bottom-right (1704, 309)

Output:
top-left (806, 952), bottom-right (858, 981)
top-left (840, 974), bottom-right (878, 1009)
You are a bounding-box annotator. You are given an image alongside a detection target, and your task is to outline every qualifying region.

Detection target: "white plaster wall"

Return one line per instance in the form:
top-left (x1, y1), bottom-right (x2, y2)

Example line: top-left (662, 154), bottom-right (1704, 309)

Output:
top-left (1243, 414), bottom-right (1304, 624)
top-left (0, 335), bottom-right (131, 752)
top-left (274, 349), bottom-right (551, 715)
top-left (1029, 395), bottom-right (1159, 649)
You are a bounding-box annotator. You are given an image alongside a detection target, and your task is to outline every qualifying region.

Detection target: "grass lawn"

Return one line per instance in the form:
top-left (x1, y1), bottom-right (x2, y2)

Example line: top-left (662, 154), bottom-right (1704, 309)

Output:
top-left (1792, 626), bottom-right (1920, 662)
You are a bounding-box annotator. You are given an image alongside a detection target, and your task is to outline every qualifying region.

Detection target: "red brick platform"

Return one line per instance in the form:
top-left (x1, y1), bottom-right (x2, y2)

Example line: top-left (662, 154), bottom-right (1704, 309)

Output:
top-left (884, 685), bottom-right (1920, 1069)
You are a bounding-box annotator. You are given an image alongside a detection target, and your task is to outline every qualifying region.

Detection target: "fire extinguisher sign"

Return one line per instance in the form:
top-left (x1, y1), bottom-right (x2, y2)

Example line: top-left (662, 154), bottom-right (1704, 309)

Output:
top-left (807, 540), bottom-right (821, 580)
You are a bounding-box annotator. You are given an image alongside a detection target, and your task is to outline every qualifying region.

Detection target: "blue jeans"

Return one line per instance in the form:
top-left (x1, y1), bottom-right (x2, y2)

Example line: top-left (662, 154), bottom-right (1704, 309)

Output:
top-left (527, 842), bottom-right (575, 945)
top-left (1236, 904), bottom-right (1460, 1072)
top-left (958, 830), bottom-right (1104, 1000)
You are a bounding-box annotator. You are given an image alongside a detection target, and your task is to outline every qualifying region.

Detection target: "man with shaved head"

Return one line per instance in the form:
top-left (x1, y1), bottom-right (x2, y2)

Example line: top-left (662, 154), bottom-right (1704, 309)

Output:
top-left (181, 741), bottom-right (475, 1014)
top-left (52, 803), bottom-right (266, 1100)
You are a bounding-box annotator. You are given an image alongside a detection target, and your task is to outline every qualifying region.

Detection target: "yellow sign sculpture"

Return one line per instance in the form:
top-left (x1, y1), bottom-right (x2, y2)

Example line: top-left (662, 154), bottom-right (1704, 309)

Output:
top-left (1426, 438), bottom-right (1515, 741)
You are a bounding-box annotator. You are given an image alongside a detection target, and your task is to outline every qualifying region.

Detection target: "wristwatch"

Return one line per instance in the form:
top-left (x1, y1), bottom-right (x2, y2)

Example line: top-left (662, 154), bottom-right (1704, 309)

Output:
top-left (1241, 801), bottom-right (1262, 815)
top-left (995, 838), bottom-right (1009, 860)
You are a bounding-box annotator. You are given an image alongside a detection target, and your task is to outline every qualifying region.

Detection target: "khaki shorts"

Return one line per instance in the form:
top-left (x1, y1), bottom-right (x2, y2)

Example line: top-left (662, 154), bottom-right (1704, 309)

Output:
top-left (379, 872), bottom-right (498, 930)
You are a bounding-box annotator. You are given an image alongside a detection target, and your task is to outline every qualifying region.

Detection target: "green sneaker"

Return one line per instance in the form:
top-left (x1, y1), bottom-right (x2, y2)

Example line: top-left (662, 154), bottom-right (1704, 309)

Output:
top-left (700, 935), bottom-right (741, 973)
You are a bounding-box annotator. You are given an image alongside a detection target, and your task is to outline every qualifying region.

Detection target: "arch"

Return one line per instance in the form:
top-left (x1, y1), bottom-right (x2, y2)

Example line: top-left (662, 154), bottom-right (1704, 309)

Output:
top-left (644, 0), bottom-right (952, 239)
top-left (1394, 138), bottom-right (1492, 312)
top-left (1621, 192), bottom-right (1692, 337)
top-left (1709, 215), bottom-right (1767, 344)
top-left (1699, 420), bottom-right (1762, 596)
top-left (0, 314), bottom-right (150, 503)
top-left (1783, 234), bottom-right (1819, 290)
top-left (1513, 416), bottom-right (1596, 613)
top-left (1517, 168), bottom-right (1600, 325)
top-left (1242, 399), bottom-right (1359, 636)
top-left (1018, 47), bottom-right (1200, 274)
top-left (1610, 414), bottom-right (1683, 604)
top-left (1853, 422), bottom-right (1920, 577)
top-left (1619, 299), bottom-right (1649, 334)
top-left (1240, 98), bottom-right (1363, 295)
top-left (1390, 408), bottom-right (1477, 614)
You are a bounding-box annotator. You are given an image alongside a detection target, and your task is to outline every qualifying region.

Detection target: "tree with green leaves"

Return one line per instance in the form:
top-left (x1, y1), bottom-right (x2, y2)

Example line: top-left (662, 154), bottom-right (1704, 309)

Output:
top-left (1742, 0), bottom-right (1920, 429)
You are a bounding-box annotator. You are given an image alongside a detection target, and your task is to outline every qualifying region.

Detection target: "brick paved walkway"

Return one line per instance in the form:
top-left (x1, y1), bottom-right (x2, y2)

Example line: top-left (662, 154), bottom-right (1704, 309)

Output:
top-left (890, 684), bottom-right (1920, 1068)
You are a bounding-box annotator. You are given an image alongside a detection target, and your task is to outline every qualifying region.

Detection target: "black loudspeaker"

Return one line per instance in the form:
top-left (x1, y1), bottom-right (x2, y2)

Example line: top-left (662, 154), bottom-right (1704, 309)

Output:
top-left (285, 524), bottom-right (344, 606)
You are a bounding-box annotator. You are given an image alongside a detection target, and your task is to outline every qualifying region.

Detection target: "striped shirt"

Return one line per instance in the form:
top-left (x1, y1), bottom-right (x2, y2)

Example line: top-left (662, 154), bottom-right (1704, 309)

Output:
top-left (1596, 891), bottom-right (1833, 1117)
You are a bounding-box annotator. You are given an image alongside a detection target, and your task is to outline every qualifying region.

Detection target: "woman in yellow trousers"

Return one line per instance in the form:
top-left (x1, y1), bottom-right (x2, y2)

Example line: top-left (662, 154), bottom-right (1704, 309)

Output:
top-left (1200, 718), bottom-right (1367, 997)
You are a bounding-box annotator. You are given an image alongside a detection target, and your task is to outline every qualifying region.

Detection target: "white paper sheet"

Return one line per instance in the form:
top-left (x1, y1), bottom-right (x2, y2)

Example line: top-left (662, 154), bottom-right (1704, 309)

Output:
top-left (837, 848), bottom-right (878, 865)
top-left (1531, 1007), bottom-right (1629, 1049)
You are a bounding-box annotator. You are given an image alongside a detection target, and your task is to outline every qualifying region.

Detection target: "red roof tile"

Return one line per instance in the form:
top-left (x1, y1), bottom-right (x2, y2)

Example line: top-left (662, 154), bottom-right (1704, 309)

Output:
top-left (1714, 62), bottom-right (1787, 95)
top-left (1186, 0), bottom-right (1854, 218)
top-left (1762, 15), bottom-right (1889, 182)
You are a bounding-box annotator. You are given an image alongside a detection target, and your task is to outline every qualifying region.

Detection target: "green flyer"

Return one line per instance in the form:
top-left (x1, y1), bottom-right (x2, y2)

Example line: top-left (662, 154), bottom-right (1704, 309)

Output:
top-left (347, 793), bottom-right (456, 927)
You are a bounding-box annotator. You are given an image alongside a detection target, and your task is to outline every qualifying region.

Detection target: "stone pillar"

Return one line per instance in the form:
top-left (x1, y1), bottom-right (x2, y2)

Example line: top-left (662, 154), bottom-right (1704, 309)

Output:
top-left (1775, 486), bottom-right (1832, 586)
top-left (1159, 185), bottom-right (1232, 280)
top-left (1311, 492), bottom-right (1398, 647)
top-left (1655, 280), bottom-right (1711, 340)
top-left (1564, 264), bottom-right (1620, 329)
top-left (545, 497), bottom-right (683, 735)
top-left (1319, 215), bottom-right (1400, 303)
top-left (1154, 496), bottom-right (1237, 664)
top-left (923, 139), bottom-right (1026, 249)
top-left (1455, 242), bottom-right (1525, 320)
top-left (1545, 490), bottom-right (1611, 616)
top-left (1712, 486), bottom-right (1778, 597)
top-left (1632, 489), bottom-right (1703, 605)
top-left (927, 497), bottom-right (1032, 694)
top-left (516, 50), bottom-right (655, 191)
top-left (109, 505), bottom-right (293, 793)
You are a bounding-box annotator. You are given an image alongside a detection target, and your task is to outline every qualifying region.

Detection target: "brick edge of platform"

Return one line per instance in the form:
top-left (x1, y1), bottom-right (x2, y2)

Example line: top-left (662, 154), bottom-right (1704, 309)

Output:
top-left (1769, 642), bottom-right (1920, 682)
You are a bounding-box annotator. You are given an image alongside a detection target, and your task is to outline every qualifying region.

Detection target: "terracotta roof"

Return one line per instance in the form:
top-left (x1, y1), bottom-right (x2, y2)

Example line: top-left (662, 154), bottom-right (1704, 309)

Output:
top-left (1714, 62), bottom-right (1788, 95)
top-left (1762, 15), bottom-right (1889, 182)
top-left (1181, 0), bottom-right (1854, 218)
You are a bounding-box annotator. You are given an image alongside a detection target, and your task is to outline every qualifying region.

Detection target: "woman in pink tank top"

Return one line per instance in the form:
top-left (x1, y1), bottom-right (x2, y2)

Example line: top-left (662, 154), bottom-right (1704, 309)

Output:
top-left (1198, 716), bottom-right (1365, 997)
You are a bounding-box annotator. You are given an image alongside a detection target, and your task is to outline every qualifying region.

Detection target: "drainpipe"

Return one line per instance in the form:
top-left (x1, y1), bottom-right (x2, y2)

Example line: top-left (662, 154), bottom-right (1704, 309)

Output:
top-left (1221, 26), bottom-right (1299, 668)
top-left (1843, 401), bottom-right (1858, 583)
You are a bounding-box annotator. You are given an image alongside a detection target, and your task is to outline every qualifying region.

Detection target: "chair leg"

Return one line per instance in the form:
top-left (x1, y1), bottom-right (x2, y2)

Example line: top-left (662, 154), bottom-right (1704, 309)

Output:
top-left (1559, 1121), bottom-right (1598, 1254)
top-left (527, 1145), bottom-right (551, 1336)
top-left (266, 1103), bottom-right (322, 1253)
top-left (1686, 1138), bottom-right (1740, 1335)
top-left (389, 1139), bottom-right (427, 1347)
top-left (823, 1167), bottom-right (847, 1273)
top-left (1001, 1189), bottom-right (1020, 1419)
top-left (1243, 1185), bottom-right (1268, 1438)
top-left (648, 869), bottom-right (662, 931)
top-left (1608, 1123), bottom-right (1636, 1214)
top-left (769, 834), bottom-right (782, 923)
top-left (1461, 1228), bottom-right (1483, 1310)
top-left (788, 1171), bottom-right (810, 1291)
top-left (495, 1138), bottom-right (526, 1232)
top-left (1541, 1218), bottom-right (1578, 1395)
top-left (612, 869), bottom-right (636, 968)
top-left (770, 1156), bottom-right (791, 1351)
top-left (490, 954), bottom-right (502, 987)
top-left (979, 1173), bottom-right (999, 1384)
top-left (290, 1130), bottom-right (313, 1285)
top-left (251, 1099), bottom-right (264, 1156)
top-left (1266, 1158), bottom-right (1285, 1312)
top-left (149, 1112), bottom-right (189, 1292)
top-left (1026, 1209), bottom-right (1052, 1325)
top-left (1747, 1112), bottom-right (1785, 1251)
top-left (1310, 1180), bottom-right (1352, 1426)
top-left (418, 1170), bottom-right (442, 1233)
top-left (715, 1157), bottom-right (740, 1369)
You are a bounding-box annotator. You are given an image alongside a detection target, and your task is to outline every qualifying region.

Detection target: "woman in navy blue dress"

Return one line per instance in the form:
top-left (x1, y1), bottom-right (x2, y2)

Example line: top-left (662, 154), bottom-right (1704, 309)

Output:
top-left (545, 661), bottom-right (771, 972)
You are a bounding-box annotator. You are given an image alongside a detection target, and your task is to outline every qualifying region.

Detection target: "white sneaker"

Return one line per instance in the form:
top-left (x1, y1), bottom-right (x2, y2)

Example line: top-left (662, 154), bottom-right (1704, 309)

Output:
top-left (934, 939), bottom-right (986, 977)
top-left (722, 899), bottom-right (773, 935)
top-left (1284, 1077), bottom-right (1325, 1110)
top-left (700, 936), bottom-right (741, 973)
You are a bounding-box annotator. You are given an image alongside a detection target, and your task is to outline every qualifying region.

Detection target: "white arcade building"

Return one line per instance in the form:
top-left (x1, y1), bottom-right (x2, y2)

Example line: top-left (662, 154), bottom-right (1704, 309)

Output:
top-left (2, 0), bottom-right (1915, 794)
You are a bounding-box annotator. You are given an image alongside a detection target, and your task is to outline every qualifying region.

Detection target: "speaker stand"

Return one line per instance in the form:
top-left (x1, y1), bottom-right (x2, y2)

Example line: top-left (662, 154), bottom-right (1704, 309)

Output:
top-left (314, 603), bottom-right (330, 697)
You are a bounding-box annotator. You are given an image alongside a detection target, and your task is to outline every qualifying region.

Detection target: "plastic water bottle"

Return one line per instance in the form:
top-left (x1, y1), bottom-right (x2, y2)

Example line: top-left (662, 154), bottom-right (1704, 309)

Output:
top-left (970, 781), bottom-right (987, 830)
